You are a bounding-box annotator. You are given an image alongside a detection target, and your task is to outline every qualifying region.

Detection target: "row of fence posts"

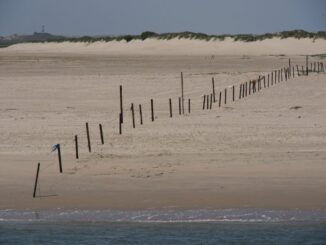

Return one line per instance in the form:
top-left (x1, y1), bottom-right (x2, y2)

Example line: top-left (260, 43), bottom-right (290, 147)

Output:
top-left (33, 57), bottom-right (325, 198)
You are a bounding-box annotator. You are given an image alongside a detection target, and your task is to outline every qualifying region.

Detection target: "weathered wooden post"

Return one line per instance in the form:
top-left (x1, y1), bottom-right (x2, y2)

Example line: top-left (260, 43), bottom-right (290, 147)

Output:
top-left (245, 82), bottom-right (248, 96)
top-left (267, 74), bottom-right (270, 87)
top-left (206, 94), bottom-right (209, 110)
top-left (219, 91), bottom-right (222, 106)
top-left (249, 81), bottom-right (251, 95)
top-left (210, 93), bottom-right (213, 109)
top-left (52, 144), bottom-right (63, 173)
top-left (212, 77), bottom-right (216, 102)
top-left (99, 124), bottom-right (104, 144)
top-left (202, 95), bottom-right (206, 110)
top-left (181, 72), bottom-right (185, 115)
top-left (306, 56), bottom-right (309, 75)
top-left (120, 85), bottom-right (123, 123)
top-left (224, 88), bottom-right (227, 104)
top-left (178, 97), bottom-right (182, 115)
top-left (139, 104), bottom-right (143, 125)
top-left (239, 84), bottom-right (242, 99)
top-left (169, 99), bottom-right (172, 117)
top-left (86, 122), bottom-right (91, 152)
top-left (263, 76), bottom-right (266, 88)
top-left (75, 135), bottom-right (79, 159)
top-left (188, 98), bottom-right (191, 113)
top-left (271, 72), bottom-right (274, 86)
top-left (151, 99), bottom-right (154, 121)
top-left (33, 162), bottom-right (40, 198)
top-left (131, 103), bottom-right (135, 128)
top-left (278, 70), bottom-right (280, 83)
top-left (232, 85), bottom-right (235, 101)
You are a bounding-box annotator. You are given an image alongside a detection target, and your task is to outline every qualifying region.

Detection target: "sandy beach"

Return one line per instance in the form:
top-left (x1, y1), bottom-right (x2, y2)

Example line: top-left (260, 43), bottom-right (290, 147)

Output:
top-left (0, 38), bottom-right (326, 210)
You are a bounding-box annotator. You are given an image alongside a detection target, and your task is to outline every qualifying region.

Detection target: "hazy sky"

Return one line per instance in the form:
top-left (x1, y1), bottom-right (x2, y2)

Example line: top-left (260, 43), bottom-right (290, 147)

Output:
top-left (0, 0), bottom-right (325, 36)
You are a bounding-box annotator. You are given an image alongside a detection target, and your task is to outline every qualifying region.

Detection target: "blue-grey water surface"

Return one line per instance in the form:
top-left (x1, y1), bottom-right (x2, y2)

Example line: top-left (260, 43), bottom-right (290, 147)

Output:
top-left (1, 209), bottom-right (326, 244)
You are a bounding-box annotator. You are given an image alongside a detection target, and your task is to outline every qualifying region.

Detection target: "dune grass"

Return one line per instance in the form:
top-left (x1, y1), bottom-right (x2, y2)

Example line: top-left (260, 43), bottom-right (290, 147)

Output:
top-left (1, 30), bottom-right (326, 47)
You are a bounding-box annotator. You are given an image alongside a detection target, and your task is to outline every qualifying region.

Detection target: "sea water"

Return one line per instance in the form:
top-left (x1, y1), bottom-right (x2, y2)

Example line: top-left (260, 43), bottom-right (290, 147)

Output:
top-left (1, 209), bottom-right (326, 244)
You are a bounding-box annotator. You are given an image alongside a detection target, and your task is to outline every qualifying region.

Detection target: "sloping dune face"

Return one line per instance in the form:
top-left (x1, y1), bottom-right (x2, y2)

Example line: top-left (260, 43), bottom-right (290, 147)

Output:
top-left (3, 37), bottom-right (326, 56)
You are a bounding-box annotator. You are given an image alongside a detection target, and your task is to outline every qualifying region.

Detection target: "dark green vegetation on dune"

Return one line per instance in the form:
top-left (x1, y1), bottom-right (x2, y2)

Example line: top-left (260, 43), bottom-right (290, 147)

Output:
top-left (1, 30), bottom-right (325, 47)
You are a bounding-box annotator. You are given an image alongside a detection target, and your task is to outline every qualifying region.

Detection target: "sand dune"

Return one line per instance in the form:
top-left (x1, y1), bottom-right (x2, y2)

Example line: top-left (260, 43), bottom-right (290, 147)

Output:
top-left (2, 37), bottom-right (326, 56)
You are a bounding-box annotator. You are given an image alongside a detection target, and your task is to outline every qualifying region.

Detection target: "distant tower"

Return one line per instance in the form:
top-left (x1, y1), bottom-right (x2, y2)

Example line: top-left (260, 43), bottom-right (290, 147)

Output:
top-left (42, 25), bottom-right (45, 33)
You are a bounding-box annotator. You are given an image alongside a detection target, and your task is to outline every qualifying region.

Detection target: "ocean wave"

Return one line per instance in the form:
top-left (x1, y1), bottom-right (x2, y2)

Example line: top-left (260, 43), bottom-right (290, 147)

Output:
top-left (0, 209), bottom-right (326, 223)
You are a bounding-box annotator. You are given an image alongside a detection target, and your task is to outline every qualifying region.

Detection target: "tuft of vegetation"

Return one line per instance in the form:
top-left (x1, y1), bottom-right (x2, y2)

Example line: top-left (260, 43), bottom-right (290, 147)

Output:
top-left (1, 30), bottom-right (326, 47)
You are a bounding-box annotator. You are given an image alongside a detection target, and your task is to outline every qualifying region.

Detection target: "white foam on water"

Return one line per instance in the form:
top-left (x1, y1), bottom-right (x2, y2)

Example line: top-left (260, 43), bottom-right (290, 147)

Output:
top-left (0, 209), bottom-right (326, 223)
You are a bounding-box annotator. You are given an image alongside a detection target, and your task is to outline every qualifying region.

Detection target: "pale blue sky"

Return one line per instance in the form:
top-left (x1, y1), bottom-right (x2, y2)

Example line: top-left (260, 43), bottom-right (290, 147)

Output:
top-left (0, 0), bottom-right (325, 36)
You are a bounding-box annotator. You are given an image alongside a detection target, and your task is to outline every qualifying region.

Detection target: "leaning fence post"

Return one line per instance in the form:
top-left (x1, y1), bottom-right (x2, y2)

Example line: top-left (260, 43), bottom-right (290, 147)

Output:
top-left (75, 135), bottom-right (79, 159)
top-left (131, 103), bottom-right (135, 129)
top-left (139, 104), bottom-right (143, 125)
top-left (99, 124), bottom-right (104, 144)
top-left (56, 144), bottom-right (62, 173)
top-left (86, 122), bottom-right (91, 152)
top-left (212, 77), bottom-right (216, 102)
top-left (33, 162), bottom-right (40, 198)
top-left (239, 84), bottom-right (242, 99)
top-left (202, 95), bottom-right (206, 110)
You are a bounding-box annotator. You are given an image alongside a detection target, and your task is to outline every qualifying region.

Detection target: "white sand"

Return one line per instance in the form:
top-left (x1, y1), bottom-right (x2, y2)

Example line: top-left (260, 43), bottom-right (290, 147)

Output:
top-left (3, 37), bottom-right (326, 56)
top-left (0, 39), bottom-right (326, 210)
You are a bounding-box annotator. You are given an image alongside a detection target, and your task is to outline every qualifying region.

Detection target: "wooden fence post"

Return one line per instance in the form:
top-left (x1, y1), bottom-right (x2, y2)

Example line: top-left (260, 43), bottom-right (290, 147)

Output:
top-left (99, 124), bottom-right (104, 144)
top-left (179, 97), bottom-right (182, 115)
top-left (139, 104), bottom-right (143, 125)
top-left (181, 72), bottom-right (184, 115)
top-left (75, 135), bottom-right (79, 159)
top-left (202, 95), bottom-right (206, 110)
top-left (224, 88), bottom-right (227, 104)
top-left (219, 91), bottom-right (222, 106)
top-left (120, 85), bottom-right (123, 124)
top-left (169, 99), bottom-right (172, 117)
top-left (239, 84), bottom-right (242, 99)
top-left (151, 99), bottom-right (154, 121)
top-left (33, 162), bottom-right (40, 198)
top-left (212, 77), bottom-right (216, 102)
top-left (86, 122), bottom-right (91, 152)
top-left (131, 103), bottom-right (135, 128)
top-left (188, 98), bottom-right (191, 113)
top-left (232, 85), bottom-right (235, 101)
top-left (53, 144), bottom-right (63, 173)
top-left (119, 113), bottom-right (122, 134)
top-left (206, 94), bottom-right (209, 110)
